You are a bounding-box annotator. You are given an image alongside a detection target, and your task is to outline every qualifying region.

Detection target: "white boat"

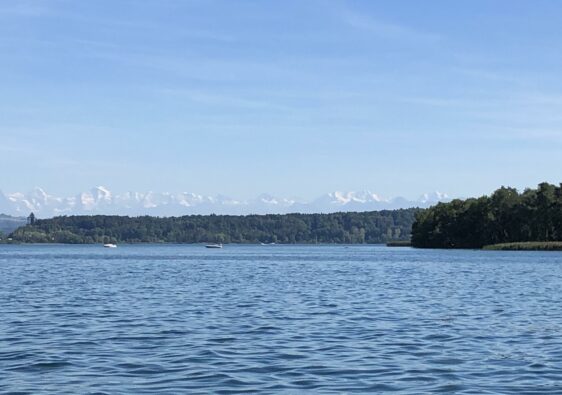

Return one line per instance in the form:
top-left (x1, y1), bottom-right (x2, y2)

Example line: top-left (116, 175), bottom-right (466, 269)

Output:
top-left (103, 243), bottom-right (117, 248)
top-left (205, 243), bottom-right (223, 249)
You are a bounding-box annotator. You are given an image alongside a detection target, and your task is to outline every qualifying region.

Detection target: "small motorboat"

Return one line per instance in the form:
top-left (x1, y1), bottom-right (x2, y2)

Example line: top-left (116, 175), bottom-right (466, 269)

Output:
top-left (103, 243), bottom-right (117, 248)
top-left (205, 243), bottom-right (223, 249)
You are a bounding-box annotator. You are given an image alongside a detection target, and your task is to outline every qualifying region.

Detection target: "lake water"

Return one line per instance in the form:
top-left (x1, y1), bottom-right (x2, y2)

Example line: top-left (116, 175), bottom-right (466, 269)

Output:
top-left (1, 244), bottom-right (562, 394)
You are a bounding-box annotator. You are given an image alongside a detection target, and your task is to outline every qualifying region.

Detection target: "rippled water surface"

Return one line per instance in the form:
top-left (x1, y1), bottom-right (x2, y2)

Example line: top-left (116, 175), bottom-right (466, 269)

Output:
top-left (2, 244), bottom-right (562, 394)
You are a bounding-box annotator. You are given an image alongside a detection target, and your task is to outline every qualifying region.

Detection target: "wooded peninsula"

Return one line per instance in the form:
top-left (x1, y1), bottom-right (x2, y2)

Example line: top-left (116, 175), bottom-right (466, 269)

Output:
top-left (412, 182), bottom-right (562, 249)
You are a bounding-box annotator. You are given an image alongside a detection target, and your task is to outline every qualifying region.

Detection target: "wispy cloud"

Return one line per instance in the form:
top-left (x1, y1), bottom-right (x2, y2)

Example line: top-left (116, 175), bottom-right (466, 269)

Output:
top-left (0, 144), bottom-right (31, 155)
top-left (65, 12), bottom-right (237, 43)
top-left (386, 88), bottom-right (562, 146)
top-left (0, 1), bottom-right (53, 17)
top-left (341, 9), bottom-right (441, 44)
top-left (157, 88), bottom-right (292, 111)
top-left (470, 125), bottom-right (562, 145)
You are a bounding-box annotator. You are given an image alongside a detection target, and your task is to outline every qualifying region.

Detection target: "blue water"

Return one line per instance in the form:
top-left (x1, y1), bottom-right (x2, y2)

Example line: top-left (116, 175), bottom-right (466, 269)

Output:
top-left (1, 245), bottom-right (562, 394)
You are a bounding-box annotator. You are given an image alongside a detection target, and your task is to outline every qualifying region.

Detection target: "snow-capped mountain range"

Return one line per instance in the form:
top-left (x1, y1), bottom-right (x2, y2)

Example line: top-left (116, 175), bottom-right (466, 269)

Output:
top-left (0, 187), bottom-right (450, 218)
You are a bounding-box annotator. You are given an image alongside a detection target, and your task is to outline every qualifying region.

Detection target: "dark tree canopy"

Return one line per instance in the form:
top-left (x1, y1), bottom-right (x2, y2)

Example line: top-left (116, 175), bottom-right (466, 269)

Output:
top-left (411, 182), bottom-right (562, 249)
top-left (10, 209), bottom-right (419, 244)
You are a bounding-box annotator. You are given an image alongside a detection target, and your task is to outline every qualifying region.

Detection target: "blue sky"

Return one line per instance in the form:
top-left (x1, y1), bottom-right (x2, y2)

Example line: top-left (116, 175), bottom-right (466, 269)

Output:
top-left (1, 0), bottom-right (562, 199)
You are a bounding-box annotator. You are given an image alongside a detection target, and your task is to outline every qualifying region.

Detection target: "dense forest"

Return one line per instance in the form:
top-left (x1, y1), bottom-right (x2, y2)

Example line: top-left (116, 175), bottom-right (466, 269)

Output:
top-left (9, 209), bottom-right (418, 244)
top-left (412, 182), bottom-right (562, 249)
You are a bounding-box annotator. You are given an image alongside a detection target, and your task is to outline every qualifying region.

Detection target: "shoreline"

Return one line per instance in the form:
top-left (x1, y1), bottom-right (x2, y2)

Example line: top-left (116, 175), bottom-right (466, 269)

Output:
top-left (482, 242), bottom-right (562, 251)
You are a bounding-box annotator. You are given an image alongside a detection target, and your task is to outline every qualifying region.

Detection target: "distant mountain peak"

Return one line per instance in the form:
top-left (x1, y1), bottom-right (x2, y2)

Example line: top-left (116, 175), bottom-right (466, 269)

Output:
top-left (0, 187), bottom-right (451, 217)
top-left (418, 191), bottom-right (449, 204)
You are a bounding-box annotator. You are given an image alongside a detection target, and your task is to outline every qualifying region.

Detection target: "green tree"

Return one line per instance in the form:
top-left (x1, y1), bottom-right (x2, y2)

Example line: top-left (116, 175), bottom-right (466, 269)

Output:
top-left (412, 182), bottom-right (562, 248)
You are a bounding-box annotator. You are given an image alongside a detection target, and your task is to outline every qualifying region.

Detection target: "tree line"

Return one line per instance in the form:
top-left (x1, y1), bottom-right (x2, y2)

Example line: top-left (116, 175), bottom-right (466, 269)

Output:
top-left (412, 182), bottom-right (562, 248)
top-left (9, 209), bottom-right (418, 244)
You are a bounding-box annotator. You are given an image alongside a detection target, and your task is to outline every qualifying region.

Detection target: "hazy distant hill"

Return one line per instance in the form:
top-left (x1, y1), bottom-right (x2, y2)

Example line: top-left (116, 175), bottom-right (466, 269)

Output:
top-left (0, 214), bottom-right (26, 235)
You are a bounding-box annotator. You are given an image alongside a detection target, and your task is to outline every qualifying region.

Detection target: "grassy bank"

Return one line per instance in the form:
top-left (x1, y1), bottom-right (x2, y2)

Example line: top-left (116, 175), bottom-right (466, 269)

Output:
top-left (483, 242), bottom-right (562, 251)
